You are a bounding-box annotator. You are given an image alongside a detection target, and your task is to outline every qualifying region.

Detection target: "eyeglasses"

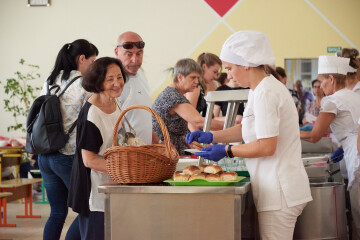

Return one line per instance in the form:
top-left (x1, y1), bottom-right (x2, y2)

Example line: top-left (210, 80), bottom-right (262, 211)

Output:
top-left (116, 41), bottom-right (145, 49)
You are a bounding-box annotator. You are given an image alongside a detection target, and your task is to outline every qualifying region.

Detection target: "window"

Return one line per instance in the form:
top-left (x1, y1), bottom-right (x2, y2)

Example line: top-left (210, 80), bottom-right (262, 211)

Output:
top-left (284, 59), bottom-right (318, 91)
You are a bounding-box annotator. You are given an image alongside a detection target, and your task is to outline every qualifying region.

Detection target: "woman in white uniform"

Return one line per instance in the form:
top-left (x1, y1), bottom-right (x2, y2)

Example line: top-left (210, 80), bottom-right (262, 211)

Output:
top-left (300, 55), bottom-right (360, 240)
top-left (186, 31), bottom-right (312, 239)
top-left (334, 48), bottom-right (360, 238)
top-left (358, 118), bottom-right (360, 153)
top-left (336, 48), bottom-right (360, 94)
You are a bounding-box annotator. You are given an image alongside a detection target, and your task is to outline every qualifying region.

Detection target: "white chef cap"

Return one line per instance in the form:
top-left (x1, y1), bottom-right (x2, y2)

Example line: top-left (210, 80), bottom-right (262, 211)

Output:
top-left (335, 52), bottom-right (357, 73)
top-left (318, 55), bottom-right (350, 75)
top-left (347, 65), bottom-right (358, 73)
top-left (220, 30), bottom-right (275, 67)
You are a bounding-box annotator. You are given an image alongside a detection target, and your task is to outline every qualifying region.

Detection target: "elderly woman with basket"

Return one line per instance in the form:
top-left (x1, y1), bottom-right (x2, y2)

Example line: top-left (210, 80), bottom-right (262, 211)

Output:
top-left (152, 58), bottom-right (223, 156)
top-left (68, 57), bottom-right (127, 240)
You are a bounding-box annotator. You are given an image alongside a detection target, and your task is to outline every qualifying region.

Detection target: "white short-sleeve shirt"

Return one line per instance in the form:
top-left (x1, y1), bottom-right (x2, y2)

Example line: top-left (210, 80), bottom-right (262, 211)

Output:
top-left (242, 75), bottom-right (312, 212)
top-left (321, 89), bottom-right (360, 143)
top-left (86, 105), bottom-right (122, 212)
top-left (118, 69), bottom-right (152, 144)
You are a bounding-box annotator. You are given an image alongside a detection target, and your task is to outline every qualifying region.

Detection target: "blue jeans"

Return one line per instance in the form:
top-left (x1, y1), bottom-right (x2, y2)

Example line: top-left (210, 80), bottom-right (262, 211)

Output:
top-left (38, 152), bottom-right (80, 240)
top-left (79, 211), bottom-right (104, 240)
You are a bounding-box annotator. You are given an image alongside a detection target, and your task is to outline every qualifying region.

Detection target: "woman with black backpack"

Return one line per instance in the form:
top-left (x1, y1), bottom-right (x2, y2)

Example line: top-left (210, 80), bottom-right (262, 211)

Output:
top-left (37, 39), bottom-right (98, 240)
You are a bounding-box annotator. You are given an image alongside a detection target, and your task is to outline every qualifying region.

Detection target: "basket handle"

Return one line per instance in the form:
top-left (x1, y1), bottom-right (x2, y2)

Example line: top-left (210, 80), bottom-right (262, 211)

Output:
top-left (112, 104), bottom-right (173, 154)
top-left (115, 99), bottom-right (136, 135)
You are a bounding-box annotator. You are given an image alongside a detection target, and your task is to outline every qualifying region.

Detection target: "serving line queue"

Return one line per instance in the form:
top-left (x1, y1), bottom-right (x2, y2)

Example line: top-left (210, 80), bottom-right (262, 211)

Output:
top-left (8, 30), bottom-right (360, 240)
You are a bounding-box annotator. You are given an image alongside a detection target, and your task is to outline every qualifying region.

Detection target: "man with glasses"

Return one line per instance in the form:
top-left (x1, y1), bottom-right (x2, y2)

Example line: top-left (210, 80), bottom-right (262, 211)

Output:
top-left (115, 31), bottom-right (153, 144)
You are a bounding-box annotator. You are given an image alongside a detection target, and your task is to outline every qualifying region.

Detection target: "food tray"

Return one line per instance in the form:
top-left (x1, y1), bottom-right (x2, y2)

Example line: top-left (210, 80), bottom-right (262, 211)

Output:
top-left (164, 176), bottom-right (246, 186)
top-left (235, 171), bottom-right (250, 177)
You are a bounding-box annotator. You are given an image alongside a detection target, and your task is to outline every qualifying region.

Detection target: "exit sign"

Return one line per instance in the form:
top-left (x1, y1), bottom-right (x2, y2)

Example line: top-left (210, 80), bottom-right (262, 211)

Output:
top-left (327, 46), bottom-right (342, 53)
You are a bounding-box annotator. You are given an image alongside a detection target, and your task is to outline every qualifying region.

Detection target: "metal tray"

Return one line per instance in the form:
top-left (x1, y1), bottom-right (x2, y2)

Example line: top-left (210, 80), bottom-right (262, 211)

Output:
top-left (164, 176), bottom-right (246, 186)
top-left (302, 154), bottom-right (329, 166)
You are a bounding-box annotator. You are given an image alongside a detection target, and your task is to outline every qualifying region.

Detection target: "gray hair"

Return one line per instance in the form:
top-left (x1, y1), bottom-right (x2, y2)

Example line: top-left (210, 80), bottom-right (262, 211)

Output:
top-left (173, 58), bottom-right (203, 82)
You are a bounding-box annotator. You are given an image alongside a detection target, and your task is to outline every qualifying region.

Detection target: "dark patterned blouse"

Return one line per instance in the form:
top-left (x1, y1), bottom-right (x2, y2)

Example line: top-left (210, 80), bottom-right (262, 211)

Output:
top-left (152, 86), bottom-right (190, 155)
top-left (196, 85), bottom-right (207, 117)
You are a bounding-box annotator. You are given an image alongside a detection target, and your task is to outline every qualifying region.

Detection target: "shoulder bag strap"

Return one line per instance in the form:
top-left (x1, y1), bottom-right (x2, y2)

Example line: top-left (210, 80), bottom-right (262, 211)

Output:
top-left (61, 75), bottom-right (82, 139)
top-left (58, 76), bottom-right (82, 98)
top-left (66, 119), bottom-right (78, 137)
top-left (46, 81), bottom-right (61, 95)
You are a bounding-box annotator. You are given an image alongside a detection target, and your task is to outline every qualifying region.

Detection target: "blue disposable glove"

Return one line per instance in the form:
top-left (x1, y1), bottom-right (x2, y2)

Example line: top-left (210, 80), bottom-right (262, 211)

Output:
top-left (195, 144), bottom-right (226, 162)
top-left (186, 130), bottom-right (213, 144)
top-left (300, 125), bottom-right (314, 131)
top-left (331, 147), bottom-right (344, 163)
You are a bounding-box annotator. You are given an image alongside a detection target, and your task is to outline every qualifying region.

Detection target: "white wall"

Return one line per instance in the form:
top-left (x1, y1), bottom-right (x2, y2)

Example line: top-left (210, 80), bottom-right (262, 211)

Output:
top-left (0, 0), bottom-right (217, 136)
top-left (1, 0), bottom-right (359, 137)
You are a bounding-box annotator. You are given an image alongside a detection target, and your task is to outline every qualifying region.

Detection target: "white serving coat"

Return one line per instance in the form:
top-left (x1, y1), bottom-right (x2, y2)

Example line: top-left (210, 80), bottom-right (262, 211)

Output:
top-left (321, 89), bottom-right (360, 189)
top-left (352, 81), bottom-right (360, 95)
top-left (242, 75), bottom-right (312, 212)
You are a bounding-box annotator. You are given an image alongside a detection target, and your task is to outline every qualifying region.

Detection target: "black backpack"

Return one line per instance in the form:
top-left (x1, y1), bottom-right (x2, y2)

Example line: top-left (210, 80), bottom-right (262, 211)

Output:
top-left (25, 76), bottom-right (81, 154)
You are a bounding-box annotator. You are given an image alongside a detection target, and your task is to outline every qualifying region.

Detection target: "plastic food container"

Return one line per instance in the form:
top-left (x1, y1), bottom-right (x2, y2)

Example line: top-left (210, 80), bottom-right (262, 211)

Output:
top-left (164, 176), bottom-right (246, 186)
top-left (0, 140), bottom-right (8, 147)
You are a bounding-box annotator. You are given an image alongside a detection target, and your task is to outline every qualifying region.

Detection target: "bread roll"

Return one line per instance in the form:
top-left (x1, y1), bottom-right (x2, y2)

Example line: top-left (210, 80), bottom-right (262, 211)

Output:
top-left (189, 173), bottom-right (207, 181)
top-left (183, 165), bottom-right (201, 175)
top-left (221, 172), bottom-right (238, 181)
top-left (192, 141), bottom-right (203, 150)
top-left (206, 174), bottom-right (221, 181)
top-left (173, 172), bottom-right (190, 181)
top-left (198, 164), bottom-right (208, 173)
top-left (204, 165), bottom-right (223, 174)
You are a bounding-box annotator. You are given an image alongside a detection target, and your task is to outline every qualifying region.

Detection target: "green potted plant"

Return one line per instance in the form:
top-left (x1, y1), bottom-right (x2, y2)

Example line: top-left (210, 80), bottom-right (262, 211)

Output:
top-left (0, 59), bottom-right (42, 133)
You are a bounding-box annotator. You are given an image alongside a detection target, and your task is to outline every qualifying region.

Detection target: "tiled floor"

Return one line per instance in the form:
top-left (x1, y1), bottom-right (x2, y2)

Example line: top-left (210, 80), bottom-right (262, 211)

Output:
top-left (0, 201), bottom-right (77, 240)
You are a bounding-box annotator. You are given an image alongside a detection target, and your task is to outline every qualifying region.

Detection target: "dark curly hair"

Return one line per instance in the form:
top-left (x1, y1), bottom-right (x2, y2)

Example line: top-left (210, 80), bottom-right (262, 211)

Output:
top-left (82, 57), bottom-right (127, 93)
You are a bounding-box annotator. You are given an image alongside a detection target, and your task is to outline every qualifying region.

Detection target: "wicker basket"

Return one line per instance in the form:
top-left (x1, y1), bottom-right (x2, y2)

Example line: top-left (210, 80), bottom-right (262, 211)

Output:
top-left (104, 105), bottom-right (179, 183)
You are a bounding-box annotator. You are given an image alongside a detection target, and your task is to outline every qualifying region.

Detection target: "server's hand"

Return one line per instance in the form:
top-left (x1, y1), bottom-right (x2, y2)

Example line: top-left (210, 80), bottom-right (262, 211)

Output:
top-left (331, 147), bottom-right (344, 163)
top-left (300, 125), bottom-right (313, 131)
top-left (186, 130), bottom-right (213, 144)
top-left (195, 144), bottom-right (226, 162)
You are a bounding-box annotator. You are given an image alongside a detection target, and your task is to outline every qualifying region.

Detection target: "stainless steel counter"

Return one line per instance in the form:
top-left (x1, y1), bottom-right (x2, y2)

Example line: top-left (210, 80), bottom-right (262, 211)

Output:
top-left (301, 153), bottom-right (330, 166)
top-left (301, 153), bottom-right (342, 183)
top-left (302, 153), bottom-right (329, 182)
top-left (99, 181), bottom-right (251, 194)
top-left (99, 181), bottom-right (251, 240)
